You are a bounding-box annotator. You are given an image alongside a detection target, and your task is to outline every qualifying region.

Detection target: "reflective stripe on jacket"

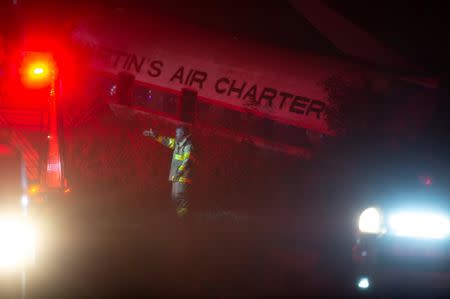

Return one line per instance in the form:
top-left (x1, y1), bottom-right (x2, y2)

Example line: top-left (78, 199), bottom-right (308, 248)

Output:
top-left (154, 135), bottom-right (193, 183)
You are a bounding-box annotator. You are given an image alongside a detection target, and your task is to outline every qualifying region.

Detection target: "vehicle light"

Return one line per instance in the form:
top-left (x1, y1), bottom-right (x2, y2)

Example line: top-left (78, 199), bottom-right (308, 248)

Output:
top-left (357, 277), bottom-right (370, 289)
top-left (32, 67), bottom-right (45, 75)
top-left (20, 52), bottom-right (56, 89)
top-left (388, 212), bottom-right (449, 239)
top-left (21, 195), bottom-right (29, 209)
top-left (0, 217), bottom-right (37, 270)
top-left (28, 184), bottom-right (41, 195)
top-left (358, 207), bottom-right (382, 234)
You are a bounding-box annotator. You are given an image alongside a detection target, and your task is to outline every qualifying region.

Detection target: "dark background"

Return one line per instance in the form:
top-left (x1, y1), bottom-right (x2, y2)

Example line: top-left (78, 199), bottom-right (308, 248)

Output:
top-left (5, 0), bottom-right (450, 73)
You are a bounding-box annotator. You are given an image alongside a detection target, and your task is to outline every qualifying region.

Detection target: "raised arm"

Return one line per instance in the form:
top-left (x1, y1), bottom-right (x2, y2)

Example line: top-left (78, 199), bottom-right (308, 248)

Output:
top-left (143, 129), bottom-right (175, 150)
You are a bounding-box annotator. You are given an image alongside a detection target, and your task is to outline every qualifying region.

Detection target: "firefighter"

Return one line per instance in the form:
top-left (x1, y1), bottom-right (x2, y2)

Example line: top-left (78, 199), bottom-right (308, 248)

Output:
top-left (143, 126), bottom-right (193, 218)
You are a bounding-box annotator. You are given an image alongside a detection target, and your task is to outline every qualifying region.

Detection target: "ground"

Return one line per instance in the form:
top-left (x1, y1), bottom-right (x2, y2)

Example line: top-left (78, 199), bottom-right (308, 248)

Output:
top-left (2, 191), bottom-right (447, 298)
top-left (1, 191), bottom-right (358, 299)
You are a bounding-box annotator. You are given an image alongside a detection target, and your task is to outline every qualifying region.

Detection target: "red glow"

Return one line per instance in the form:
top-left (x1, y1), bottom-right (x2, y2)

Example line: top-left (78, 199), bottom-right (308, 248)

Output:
top-left (0, 144), bottom-right (15, 155)
top-left (20, 52), bottom-right (56, 89)
top-left (419, 175), bottom-right (433, 186)
top-left (2, 34), bottom-right (79, 109)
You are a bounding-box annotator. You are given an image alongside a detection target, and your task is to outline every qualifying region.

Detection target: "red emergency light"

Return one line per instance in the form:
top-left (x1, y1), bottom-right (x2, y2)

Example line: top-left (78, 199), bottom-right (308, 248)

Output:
top-left (19, 51), bottom-right (56, 89)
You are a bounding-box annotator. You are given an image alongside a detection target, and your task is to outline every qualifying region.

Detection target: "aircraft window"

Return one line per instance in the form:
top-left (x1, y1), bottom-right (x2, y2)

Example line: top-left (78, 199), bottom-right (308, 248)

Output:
top-left (133, 85), bottom-right (177, 116)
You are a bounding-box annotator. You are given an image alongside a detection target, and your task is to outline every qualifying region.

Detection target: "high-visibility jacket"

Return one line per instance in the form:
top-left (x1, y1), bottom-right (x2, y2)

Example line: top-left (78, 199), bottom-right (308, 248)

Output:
top-left (153, 134), bottom-right (193, 184)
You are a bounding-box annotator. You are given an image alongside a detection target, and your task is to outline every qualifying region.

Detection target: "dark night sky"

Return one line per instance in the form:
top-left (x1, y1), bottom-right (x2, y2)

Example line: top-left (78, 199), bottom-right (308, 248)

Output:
top-left (324, 1), bottom-right (450, 74)
top-left (119, 1), bottom-right (450, 74)
top-left (14, 0), bottom-right (450, 74)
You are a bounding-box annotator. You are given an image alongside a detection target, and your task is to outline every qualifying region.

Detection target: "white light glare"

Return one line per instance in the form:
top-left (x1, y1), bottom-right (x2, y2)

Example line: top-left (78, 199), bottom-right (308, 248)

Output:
top-left (359, 207), bottom-right (382, 234)
top-left (357, 277), bottom-right (370, 289)
top-left (389, 212), bottom-right (450, 239)
top-left (0, 217), bottom-right (36, 270)
top-left (33, 67), bottom-right (45, 75)
top-left (21, 194), bottom-right (29, 208)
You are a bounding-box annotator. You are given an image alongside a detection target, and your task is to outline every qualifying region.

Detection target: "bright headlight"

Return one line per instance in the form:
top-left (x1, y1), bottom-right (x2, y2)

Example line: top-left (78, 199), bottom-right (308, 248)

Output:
top-left (358, 207), bottom-right (382, 234)
top-left (388, 212), bottom-right (450, 239)
top-left (0, 217), bottom-right (37, 270)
